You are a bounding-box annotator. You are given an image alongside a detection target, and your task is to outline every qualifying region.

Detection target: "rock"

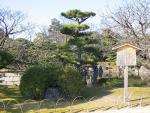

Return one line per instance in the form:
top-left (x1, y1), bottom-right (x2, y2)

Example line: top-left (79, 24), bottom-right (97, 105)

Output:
top-left (139, 66), bottom-right (150, 85)
top-left (44, 88), bottom-right (62, 101)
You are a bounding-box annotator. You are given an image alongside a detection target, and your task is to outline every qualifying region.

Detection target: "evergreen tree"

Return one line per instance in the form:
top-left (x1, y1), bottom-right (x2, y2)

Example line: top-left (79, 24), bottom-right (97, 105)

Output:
top-left (60, 9), bottom-right (98, 70)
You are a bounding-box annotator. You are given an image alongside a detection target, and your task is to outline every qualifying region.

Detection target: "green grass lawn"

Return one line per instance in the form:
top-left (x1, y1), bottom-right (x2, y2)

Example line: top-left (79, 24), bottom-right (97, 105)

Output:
top-left (0, 85), bottom-right (150, 113)
top-left (0, 85), bottom-right (24, 102)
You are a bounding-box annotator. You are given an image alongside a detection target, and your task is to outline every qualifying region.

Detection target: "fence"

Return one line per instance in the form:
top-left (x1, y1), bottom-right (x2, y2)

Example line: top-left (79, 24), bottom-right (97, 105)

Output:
top-left (0, 95), bottom-right (150, 113)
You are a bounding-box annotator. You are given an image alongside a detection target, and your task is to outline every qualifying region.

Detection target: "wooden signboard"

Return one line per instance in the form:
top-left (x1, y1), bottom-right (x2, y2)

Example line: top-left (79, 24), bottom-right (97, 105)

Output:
top-left (113, 43), bottom-right (140, 66)
top-left (113, 43), bottom-right (141, 102)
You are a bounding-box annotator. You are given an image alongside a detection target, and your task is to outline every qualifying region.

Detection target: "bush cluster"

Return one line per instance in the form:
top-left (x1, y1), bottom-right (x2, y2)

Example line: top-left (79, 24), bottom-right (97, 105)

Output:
top-left (20, 64), bottom-right (62, 99)
top-left (20, 64), bottom-right (83, 100)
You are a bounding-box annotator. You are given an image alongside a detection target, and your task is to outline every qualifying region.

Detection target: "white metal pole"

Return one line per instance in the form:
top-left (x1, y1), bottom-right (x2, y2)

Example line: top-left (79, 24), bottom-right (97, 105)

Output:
top-left (124, 66), bottom-right (128, 102)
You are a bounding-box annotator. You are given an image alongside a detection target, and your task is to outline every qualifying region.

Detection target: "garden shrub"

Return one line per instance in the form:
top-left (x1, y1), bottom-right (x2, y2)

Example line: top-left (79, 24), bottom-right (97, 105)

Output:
top-left (20, 64), bottom-right (62, 100)
top-left (59, 65), bottom-right (83, 98)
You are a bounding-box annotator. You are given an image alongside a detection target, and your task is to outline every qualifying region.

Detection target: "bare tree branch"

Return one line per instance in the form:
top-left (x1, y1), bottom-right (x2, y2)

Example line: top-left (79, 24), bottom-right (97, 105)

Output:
top-left (103, 0), bottom-right (150, 48)
top-left (0, 8), bottom-right (28, 48)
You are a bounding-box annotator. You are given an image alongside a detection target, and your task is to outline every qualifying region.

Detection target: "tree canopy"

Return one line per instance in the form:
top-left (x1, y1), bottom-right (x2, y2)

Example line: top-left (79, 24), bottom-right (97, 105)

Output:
top-left (61, 9), bottom-right (95, 24)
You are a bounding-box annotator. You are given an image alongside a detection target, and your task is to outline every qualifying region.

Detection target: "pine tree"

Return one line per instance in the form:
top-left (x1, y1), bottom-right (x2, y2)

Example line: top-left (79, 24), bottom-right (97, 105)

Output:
top-left (59, 9), bottom-right (99, 69)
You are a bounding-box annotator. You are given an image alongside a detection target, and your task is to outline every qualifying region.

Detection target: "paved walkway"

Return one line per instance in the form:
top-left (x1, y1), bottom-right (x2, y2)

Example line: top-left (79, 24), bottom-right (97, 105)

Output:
top-left (91, 106), bottom-right (150, 113)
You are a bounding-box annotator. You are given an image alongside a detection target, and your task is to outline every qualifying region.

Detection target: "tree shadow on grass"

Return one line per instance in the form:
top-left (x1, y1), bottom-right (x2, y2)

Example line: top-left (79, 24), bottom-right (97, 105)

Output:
top-left (83, 86), bottom-right (113, 99)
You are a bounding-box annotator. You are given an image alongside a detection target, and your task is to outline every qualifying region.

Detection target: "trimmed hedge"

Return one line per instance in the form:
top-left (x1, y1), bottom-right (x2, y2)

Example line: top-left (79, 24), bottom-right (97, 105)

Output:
top-left (59, 65), bottom-right (83, 98)
top-left (20, 64), bottom-right (62, 99)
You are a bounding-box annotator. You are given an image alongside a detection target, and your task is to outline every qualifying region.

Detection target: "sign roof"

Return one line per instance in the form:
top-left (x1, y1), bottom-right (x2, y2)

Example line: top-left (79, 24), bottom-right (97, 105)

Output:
top-left (112, 42), bottom-right (141, 51)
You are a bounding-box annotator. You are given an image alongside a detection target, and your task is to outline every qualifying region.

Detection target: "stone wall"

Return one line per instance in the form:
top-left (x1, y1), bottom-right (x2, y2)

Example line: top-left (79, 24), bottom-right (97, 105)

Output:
top-left (0, 72), bottom-right (22, 85)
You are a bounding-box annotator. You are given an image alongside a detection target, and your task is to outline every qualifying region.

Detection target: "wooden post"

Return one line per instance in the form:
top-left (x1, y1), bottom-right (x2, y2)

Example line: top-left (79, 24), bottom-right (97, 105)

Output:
top-left (124, 66), bottom-right (128, 102)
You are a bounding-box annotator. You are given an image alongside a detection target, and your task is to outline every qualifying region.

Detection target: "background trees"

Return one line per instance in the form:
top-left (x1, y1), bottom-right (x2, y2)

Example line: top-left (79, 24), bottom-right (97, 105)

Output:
top-left (101, 0), bottom-right (150, 64)
top-left (103, 0), bottom-right (150, 48)
top-left (0, 8), bottom-right (34, 70)
top-left (100, 28), bottom-right (120, 61)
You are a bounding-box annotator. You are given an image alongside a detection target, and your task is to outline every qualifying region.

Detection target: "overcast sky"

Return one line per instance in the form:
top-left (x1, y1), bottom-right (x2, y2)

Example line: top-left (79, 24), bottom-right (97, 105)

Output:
top-left (0, 0), bottom-right (124, 27)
